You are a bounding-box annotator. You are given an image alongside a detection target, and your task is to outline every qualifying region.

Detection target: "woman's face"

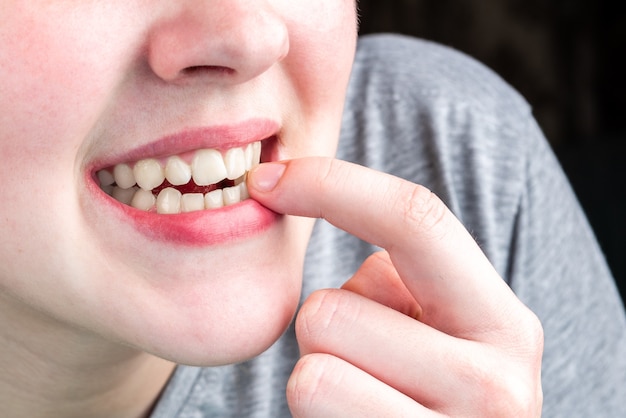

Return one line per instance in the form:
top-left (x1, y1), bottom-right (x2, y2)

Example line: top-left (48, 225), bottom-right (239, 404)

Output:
top-left (0, 1), bottom-right (357, 365)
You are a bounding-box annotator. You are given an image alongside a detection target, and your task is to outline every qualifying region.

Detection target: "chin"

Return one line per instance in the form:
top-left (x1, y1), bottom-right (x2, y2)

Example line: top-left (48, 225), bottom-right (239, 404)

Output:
top-left (141, 267), bottom-right (302, 367)
top-left (88, 218), bottom-right (310, 367)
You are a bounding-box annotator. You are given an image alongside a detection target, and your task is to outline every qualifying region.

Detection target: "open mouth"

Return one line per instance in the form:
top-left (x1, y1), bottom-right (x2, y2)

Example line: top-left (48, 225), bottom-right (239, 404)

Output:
top-left (96, 140), bottom-right (263, 214)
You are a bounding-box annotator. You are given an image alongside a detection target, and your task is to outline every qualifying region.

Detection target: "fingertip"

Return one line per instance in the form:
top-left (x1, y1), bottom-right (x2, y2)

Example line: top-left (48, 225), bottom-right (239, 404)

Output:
top-left (247, 162), bottom-right (286, 193)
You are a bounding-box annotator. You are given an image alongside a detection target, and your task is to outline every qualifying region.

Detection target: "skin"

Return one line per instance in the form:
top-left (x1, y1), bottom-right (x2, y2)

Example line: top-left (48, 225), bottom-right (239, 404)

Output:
top-left (249, 160), bottom-right (544, 417)
top-left (0, 1), bottom-right (543, 417)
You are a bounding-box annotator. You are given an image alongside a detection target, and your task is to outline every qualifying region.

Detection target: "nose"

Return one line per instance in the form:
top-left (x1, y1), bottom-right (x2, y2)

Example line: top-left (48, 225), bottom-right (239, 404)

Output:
top-left (148, 1), bottom-right (289, 84)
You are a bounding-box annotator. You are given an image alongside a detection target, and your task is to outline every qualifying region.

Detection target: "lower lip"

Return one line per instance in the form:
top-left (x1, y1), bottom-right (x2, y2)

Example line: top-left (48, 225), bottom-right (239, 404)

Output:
top-left (90, 181), bottom-right (278, 247)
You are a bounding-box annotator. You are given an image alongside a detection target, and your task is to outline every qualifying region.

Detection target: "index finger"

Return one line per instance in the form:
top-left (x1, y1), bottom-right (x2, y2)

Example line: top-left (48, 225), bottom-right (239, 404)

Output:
top-left (247, 157), bottom-right (533, 340)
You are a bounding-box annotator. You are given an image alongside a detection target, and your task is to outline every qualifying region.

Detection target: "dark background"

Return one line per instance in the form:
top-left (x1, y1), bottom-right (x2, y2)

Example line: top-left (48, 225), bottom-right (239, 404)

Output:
top-left (358, 0), bottom-right (625, 303)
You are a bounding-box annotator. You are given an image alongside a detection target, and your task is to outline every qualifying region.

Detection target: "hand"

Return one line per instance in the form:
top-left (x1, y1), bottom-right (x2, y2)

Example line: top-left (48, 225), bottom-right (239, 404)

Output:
top-left (248, 158), bottom-right (543, 417)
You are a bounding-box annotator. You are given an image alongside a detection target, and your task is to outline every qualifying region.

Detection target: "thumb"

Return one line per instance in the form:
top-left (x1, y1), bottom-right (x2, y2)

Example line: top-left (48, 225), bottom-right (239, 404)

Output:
top-left (341, 251), bottom-right (422, 320)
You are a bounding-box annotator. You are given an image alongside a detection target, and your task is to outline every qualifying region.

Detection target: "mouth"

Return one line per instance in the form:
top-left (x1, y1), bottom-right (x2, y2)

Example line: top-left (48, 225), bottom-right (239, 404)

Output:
top-left (96, 140), bottom-right (265, 214)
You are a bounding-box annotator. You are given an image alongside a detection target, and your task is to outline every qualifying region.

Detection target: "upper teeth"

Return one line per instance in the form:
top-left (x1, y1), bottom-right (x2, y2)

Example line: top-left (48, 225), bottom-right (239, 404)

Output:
top-left (97, 141), bottom-right (261, 214)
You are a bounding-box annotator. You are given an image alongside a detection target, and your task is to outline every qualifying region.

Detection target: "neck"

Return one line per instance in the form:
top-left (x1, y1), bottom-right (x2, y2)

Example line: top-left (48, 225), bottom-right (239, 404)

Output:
top-left (0, 293), bottom-right (176, 418)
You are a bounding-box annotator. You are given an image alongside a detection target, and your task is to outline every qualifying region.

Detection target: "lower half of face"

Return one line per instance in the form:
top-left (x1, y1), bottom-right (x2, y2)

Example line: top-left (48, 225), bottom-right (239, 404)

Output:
top-left (0, 1), bottom-right (357, 365)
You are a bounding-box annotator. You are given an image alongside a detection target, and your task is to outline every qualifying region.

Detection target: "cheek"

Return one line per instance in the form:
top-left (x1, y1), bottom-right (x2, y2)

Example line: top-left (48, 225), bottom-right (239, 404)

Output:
top-left (285, 1), bottom-right (357, 92)
top-left (0, 4), bottom-right (143, 170)
top-left (0, 4), bottom-right (145, 268)
top-left (278, 1), bottom-right (357, 155)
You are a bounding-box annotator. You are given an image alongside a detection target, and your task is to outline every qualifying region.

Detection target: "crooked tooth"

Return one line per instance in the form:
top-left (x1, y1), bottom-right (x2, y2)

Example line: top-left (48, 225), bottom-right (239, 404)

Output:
top-left (112, 186), bottom-right (137, 205)
top-left (131, 188), bottom-right (156, 211)
top-left (244, 142), bottom-right (262, 170)
top-left (97, 170), bottom-right (115, 187)
top-left (181, 193), bottom-right (204, 213)
top-left (224, 147), bottom-right (246, 180)
top-left (113, 163), bottom-right (136, 189)
top-left (239, 181), bottom-right (249, 200)
top-left (244, 143), bottom-right (253, 170)
top-left (165, 156), bottom-right (192, 186)
top-left (192, 149), bottom-right (227, 186)
top-left (204, 189), bottom-right (223, 209)
top-left (156, 188), bottom-right (181, 214)
top-left (252, 141), bottom-right (262, 166)
top-left (222, 185), bottom-right (241, 206)
top-left (134, 158), bottom-right (165, 191)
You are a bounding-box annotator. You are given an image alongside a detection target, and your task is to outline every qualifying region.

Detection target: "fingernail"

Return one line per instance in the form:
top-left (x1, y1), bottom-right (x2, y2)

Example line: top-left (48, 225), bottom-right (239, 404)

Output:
top-left (249, 163), bottom-right (286, 192)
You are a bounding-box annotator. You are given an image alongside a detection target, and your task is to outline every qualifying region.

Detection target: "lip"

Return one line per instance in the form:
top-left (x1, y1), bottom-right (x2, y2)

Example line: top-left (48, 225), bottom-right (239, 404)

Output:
top-left (92, 118), bottom-right (280, 168)
top-left (86, 118), bottom-right (281, 246)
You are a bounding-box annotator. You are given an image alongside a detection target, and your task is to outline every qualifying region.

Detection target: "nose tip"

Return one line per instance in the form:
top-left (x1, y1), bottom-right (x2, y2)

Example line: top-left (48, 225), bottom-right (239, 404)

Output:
top-left (148, 5), bottom-right (289, 85)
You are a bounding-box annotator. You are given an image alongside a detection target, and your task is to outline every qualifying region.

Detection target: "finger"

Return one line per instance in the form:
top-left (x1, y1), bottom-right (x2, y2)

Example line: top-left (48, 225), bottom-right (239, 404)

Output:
top-left (248, 158), bottom-right (529, 340)
top-left (287, 353), bottom-right (442, 418)
top-left (295, 288), bottom-right (543, 415)
top-left (341, 251), bottom-right (422, 320)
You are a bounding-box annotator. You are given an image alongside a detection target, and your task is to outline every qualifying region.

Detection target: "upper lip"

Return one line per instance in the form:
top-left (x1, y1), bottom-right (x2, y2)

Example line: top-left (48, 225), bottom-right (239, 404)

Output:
top-left (90, 118), bottom-right (280, 171)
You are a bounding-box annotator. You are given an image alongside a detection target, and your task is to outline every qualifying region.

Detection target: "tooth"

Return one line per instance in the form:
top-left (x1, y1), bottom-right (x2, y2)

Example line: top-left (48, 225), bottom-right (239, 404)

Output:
top-left (181, 193), bottom-right (205, 213)
top-left (165, 156), bottom-right (192, 186)
top-left (239, 181), bottom-right (249, 200)
top-left (244, 143), bottom-right (255, 170)
top-left (112, 186), bottom-right (137, 205)
top-left (113, 163), bottom-right (136, 189)
top-left (97, 170), bottom-right (115, 187)
top-left (204, 189), bottom-right (224, 209)
top-left (224, 147), bottom-right (246, 180)
top-left (192, 149), bottom-right (227, 186)
top-left (222, 185), bottom-right (241, 206)
top-left (252, 141), bottom-right (262, 166)
top-left (156, 188), bottom-right (181, 214)
top-left (131, 189), bottom-right (156, 211)
top-left (133, 158), bottom-right (165, 191)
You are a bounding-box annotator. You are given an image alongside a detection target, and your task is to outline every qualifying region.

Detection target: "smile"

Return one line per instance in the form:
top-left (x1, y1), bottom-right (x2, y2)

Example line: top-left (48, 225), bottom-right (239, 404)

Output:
top-left (97, 141), bottom-right (262, 214)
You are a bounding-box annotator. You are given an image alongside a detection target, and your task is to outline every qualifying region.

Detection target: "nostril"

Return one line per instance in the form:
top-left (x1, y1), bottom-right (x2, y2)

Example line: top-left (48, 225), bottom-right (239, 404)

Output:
top-left (182, 65), bottom-right (235, 77)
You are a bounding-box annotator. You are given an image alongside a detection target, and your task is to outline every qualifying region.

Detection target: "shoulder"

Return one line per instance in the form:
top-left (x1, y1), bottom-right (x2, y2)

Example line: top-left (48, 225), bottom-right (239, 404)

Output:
top-left (349, 33), bottom-right (532, 130)
top-left (341, 34), bottom-right (545, 274)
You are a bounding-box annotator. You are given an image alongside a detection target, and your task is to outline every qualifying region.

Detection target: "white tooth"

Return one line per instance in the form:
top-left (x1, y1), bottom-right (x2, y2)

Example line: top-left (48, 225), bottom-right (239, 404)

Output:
top-left (252, 141), bottom-right (262, 166)
top-left (204, 189), bottom-right (224, 209)
top-left (181, 193), bottom-right (205, 213)
top-left (165, 156), bottom-right (192, 186)
top-left (244, 143), bottom-right (255, 170)
top-left (97, 170), bottom-right (115, 187)
top-left (192, 149), bottom-right (227, 186)
top-left (131, 189), bottom-right (156, 211)
top-left (239, 181), bottom-right (249, 201)
top-left (112, 186), bottom-right (137, 205)
top-left (133, 158), bottom-right (165, 191)
top-left (156, 188), bottom-right (181, 214)
top-left (224, 147), bottom-right (246, 180)
top-left (113, 163), bottom-right (136, 189)
top-left (244, 141), bottom-right (261, 168)
top-left (222, 185), bottom-right (241, 206)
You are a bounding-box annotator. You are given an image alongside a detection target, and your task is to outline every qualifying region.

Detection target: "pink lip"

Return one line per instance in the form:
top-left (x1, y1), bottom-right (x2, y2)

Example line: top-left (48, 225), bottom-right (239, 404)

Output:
top-left (87, 119), bottom-right (281, 246)
top-left (110, 198), bottom-right (279, 246)
top-left (94, 118), bottom-right (280, 168)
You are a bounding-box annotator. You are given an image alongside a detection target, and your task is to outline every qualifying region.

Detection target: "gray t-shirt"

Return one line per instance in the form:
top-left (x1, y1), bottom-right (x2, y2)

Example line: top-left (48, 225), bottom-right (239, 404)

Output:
top-left (151, 34), bottom-right (626, 417)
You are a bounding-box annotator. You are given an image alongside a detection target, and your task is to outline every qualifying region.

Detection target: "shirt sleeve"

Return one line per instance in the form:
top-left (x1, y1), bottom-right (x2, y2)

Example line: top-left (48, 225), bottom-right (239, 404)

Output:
top-left (345, 34), bottom-right (626, 417)
top-left (508, 115), bottom-right (626, 417)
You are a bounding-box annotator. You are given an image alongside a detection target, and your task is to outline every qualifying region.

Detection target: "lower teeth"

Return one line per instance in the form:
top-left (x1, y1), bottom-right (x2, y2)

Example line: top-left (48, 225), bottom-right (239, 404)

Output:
top-left (105, 176), bottom-right (249, 214)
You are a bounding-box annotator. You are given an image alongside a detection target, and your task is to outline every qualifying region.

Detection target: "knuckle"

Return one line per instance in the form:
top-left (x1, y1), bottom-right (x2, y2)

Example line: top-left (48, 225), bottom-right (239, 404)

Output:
top-left (400, 184), bottom-right (450, 239)
top-left (506, 309), bottom-right (545, 360)
top-left (460, 349), bottom-right (543, 417)
top-left (295, 289), bottom-right (358, 351)
top-left (519, 312), bottom-right (545, 356)
top-left (483, 379), bottom-right (541, 417)
top-left (286, 353), bottom-right (343, 416)
top-left (311, 157), bottom-right (340, 219)
top-left (487, 375), bottom-right (542, 417)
